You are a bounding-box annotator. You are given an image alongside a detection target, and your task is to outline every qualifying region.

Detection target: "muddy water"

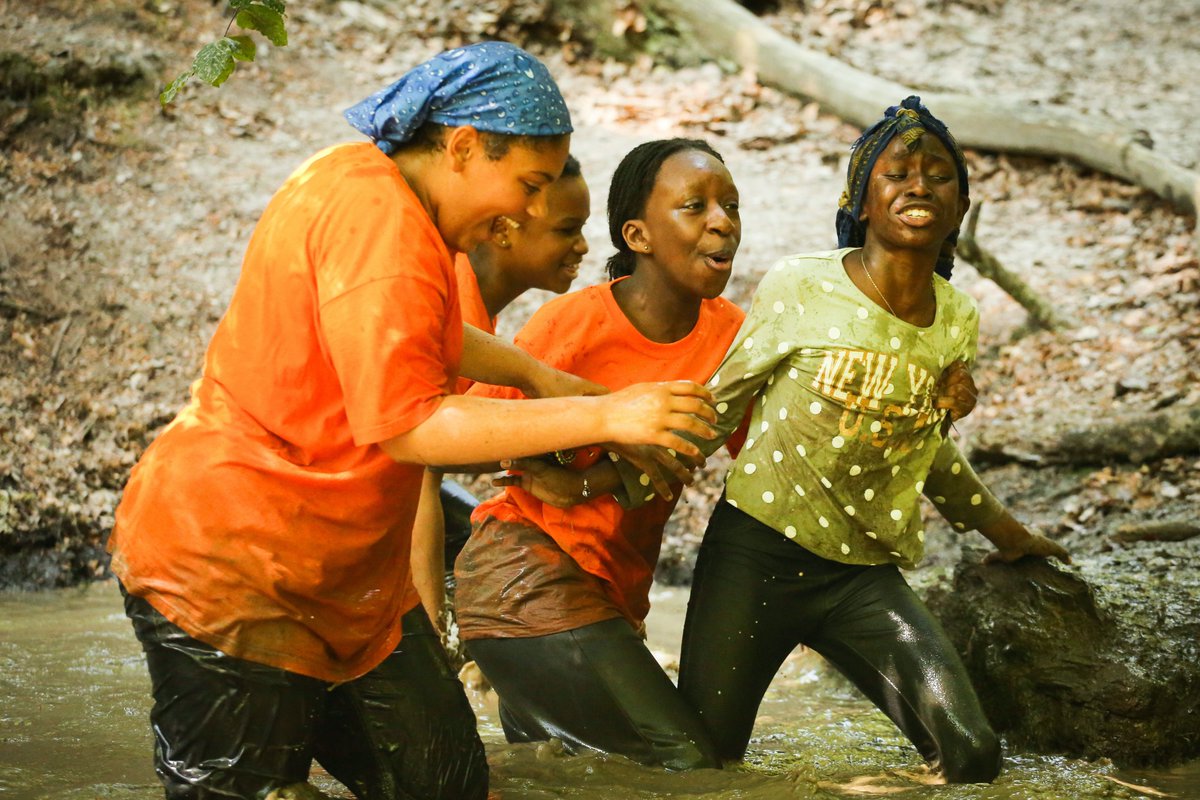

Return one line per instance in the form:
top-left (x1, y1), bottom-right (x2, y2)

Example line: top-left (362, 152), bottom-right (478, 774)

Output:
top-left (2, 583), bottom-right (1195, 800)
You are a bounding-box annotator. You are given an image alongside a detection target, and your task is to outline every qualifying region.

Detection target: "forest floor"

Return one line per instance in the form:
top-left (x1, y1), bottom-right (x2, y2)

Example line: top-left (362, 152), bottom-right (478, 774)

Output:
top-left (1, 0), bottom-right (1197, 589)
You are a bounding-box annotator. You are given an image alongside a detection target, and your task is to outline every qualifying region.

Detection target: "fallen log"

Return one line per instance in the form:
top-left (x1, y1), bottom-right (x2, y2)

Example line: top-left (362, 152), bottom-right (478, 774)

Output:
top-left (1112, 519), bottom-right (1200, 544)
top-left (956, 204), bottom-right (1076, 331)
top-left (969, 402), bottom-right (1200, 466)
top-left (633, 0), bottom-right (1199, 216)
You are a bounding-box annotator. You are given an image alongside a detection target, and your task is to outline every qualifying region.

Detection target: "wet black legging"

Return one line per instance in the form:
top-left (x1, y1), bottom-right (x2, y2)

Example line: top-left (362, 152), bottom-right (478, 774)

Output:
top-left (123, 588), bottom-right (488, 799)
top-left (677, 500), bottom-right (1001, 783)
top-left (466, 618), bottom-right (721, 771)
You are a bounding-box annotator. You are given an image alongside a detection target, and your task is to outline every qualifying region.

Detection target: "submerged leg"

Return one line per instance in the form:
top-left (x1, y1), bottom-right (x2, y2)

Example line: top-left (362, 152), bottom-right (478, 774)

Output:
top-left (467, 618), bottom-right (721, 771)
top-left (677, 500), bottom-right (815, 760)
top-left (315, 605), bottom-right (489, 800)
top-left (123, 587), bottom-right (323, 799)
top-left (808, 565), bottom-right (1002, 784)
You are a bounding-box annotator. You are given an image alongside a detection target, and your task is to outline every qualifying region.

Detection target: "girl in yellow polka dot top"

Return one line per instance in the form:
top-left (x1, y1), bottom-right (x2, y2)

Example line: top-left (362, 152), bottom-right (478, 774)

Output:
top-left (672, 97), bottom-right (1070, 784)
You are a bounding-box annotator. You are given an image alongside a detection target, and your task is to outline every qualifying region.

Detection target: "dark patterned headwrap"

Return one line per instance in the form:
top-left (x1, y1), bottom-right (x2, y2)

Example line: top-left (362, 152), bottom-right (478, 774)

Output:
top-left (344, 42), bottom-right (573, 156)
top-left (835, 96), bottom-right (968, 279)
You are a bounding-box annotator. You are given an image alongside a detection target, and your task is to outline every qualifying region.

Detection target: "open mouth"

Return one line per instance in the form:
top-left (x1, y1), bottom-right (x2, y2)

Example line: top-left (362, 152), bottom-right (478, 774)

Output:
top-left (560, 262), bottom-right (580, 277)
top-left (703, 250), bottom-right (735, 271)
top-left (897, 206), bottom-right (936, 226)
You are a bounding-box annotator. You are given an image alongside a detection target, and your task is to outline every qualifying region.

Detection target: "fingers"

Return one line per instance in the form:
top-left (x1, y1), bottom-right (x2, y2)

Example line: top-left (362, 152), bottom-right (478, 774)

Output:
top-left (666, 379), bottom-right (716, 406)
top-left (650, 447), bottom-right (700, 485)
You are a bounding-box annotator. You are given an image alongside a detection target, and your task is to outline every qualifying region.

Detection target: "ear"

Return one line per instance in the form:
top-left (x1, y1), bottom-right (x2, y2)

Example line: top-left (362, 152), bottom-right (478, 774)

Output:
top-left (491, 216), bottom-right (516, 248)
top-left (444, 125), bottom-right (481, 173)
top-left (622, 220), bottom-right (651, 254)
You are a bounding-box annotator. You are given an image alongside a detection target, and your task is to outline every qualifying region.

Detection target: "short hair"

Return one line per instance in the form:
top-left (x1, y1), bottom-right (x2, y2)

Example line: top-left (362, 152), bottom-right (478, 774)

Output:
top-left (605, 139), bottom-right (724, 280)
top-left (561, 153), bottom-right (582, 178)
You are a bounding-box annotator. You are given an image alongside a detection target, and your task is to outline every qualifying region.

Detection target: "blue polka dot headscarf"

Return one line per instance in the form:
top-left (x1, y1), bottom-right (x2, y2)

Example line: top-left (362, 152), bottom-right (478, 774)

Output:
top-left (835, 96), bottom-right (969, 279)
top-left (344, 41), bottom-right (573, 155)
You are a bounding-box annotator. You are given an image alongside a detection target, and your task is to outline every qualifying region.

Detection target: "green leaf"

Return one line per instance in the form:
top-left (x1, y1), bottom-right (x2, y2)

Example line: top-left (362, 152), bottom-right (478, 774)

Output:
top-left (227, 35), bottom-right (256, 62)
top-left (159, 69), bottom-right (194, 106)
top-left (235, 5), bottom-right (288, 47)
top-left (227, 0), bottom-right (256, 8)
top-left (192, 39), bottom-right (237, 88)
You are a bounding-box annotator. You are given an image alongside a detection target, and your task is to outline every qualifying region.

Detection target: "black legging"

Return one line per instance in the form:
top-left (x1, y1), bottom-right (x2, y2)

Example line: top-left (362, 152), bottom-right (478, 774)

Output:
top-left (677, 500), bottom-right (1001, 783)
top-left (124, 588), bottom-right (488, 799)
top-left (466, 618), bottom-right (721, 771)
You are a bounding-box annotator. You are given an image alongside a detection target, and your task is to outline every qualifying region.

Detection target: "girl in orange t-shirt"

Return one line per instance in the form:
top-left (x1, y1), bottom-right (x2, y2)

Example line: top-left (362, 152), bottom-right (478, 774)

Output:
top-left (109, 46), bottom-right (716, 800)
top-left (454, 139), bottom-right (746, 771)
top-left (412, 154), bottom-right (591, 633)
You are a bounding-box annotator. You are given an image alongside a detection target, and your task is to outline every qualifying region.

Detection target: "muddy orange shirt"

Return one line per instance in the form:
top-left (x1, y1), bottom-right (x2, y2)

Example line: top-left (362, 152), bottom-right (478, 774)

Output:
top-left (453, 252), bottom-right (496, 394)
top-left (469, 280), bottom-right (745, 624)
top-left (109, 143), bottom-right (461, 683)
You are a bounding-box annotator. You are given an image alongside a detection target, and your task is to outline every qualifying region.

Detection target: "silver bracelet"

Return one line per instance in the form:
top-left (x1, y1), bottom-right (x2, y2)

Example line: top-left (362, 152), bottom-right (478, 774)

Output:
top-left (581, 475), bottom-right (592, 500)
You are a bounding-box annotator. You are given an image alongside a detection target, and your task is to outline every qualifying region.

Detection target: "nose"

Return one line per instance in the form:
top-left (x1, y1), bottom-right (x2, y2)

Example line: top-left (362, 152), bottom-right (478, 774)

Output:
top-left (905, 172), bottom-right (932, 196)
top-left (707, 204), bottom-right (736, 234)
top-left (573, 234), bottom-right (589, 255)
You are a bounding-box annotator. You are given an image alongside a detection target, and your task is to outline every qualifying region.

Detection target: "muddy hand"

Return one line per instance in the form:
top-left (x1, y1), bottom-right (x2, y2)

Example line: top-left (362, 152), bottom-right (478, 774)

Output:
top-left (607, 443), bottom-right (704, 501)
top-left (601, 381), bottom-right (717, 458)
top-left (494, 458), bottom-right (585, 508)
top-left (984, 529), bottom-right (1072, 565)
top-left (935, 359), bottom-right (977, 422)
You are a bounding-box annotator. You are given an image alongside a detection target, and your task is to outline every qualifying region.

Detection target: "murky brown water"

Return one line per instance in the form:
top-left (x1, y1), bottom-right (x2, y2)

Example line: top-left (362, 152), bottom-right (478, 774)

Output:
top-left (2, 582), bottom-right (1196, 799)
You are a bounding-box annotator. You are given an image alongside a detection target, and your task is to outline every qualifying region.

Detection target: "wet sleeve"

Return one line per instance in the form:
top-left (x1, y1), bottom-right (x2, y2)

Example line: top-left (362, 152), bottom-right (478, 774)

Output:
top-left (317, 180), bottom-right (456, 446)
top-left (923, 434), bottom-right (1005, 531)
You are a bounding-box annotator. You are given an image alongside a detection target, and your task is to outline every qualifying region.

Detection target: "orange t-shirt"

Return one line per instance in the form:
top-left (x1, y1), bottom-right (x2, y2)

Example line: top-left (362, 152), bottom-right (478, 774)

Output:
top-left (109, 143), bottom-right (461, 683)
top-left (467, 280), bottom-right (745, 625)
top-left (453, 252), bottom-right (496, 395)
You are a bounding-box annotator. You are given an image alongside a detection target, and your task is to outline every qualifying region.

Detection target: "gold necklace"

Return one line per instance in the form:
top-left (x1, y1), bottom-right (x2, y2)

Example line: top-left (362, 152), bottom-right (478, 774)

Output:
top-left (860, 249), bottom-right (897, 317)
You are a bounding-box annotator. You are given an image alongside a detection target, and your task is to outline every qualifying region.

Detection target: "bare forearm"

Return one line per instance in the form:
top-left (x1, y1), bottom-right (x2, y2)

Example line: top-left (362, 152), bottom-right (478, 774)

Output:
top-left (382, 395), bottom-right (610, 466)
top-left (411, 469), bottom-right (447, 630)
top-left (381, 381), bottom-right (716, 467)
top-left (459, 324), bottom-right (539, 392)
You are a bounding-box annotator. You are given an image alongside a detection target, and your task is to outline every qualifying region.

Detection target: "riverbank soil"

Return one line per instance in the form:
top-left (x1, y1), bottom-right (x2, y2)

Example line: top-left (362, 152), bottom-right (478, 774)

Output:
top-left (0, 0), bottom-right (1196, 604)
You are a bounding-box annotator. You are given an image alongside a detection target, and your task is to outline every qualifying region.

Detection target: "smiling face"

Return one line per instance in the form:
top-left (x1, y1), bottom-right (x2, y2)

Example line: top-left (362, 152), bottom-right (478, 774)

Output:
top-left (630, 149), bottom-right (741, 300)
top-left (859, 133), bottom-right (968, 254)
top-left (441, 128), bottom-right (572, 253)
top-left (497, 173), bottom-right (591, 295)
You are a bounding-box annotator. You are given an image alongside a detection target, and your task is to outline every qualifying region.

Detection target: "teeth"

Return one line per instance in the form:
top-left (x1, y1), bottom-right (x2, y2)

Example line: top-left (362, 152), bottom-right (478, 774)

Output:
top-left (904, 209), bottom-right (931, 218)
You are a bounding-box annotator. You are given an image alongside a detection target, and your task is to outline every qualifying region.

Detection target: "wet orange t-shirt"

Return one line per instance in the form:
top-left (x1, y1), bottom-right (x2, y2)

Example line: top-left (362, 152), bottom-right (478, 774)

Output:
top-left (464, 280), bottom-right (745, 627)
top-left (109, 143), bottom-right (461, 683)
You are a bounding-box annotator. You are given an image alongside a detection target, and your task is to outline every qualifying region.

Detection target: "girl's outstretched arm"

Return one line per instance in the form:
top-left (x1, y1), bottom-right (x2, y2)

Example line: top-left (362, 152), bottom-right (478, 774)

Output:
top-left (379, 380), bottom-right (717, 467)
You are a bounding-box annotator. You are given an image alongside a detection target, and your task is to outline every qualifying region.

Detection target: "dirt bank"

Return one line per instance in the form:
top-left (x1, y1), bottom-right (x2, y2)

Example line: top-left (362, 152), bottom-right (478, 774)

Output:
top-left (1, 0), bottom-right (1196, 589)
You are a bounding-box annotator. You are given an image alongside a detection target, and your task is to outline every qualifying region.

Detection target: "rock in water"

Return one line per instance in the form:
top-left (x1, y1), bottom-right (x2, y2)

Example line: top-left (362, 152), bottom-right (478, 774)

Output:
top-left (924, 546), bottom-right (1200, 766)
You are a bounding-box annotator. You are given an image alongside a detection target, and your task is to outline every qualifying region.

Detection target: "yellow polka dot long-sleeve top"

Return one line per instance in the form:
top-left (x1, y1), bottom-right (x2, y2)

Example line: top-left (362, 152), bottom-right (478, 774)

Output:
top-left (702, 248), bottom-right (1005, 568)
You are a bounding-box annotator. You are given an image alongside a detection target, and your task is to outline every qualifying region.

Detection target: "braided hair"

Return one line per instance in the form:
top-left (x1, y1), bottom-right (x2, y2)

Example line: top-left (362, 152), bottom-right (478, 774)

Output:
top-left (605, 139), bottom-right (724, 280)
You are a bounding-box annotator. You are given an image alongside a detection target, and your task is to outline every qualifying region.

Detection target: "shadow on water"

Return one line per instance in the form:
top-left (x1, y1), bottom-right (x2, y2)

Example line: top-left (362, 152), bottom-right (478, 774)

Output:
top-left (2, 582), bottom-right (1196, 800)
